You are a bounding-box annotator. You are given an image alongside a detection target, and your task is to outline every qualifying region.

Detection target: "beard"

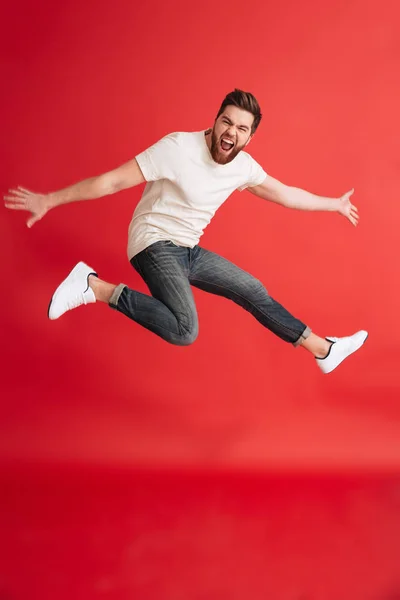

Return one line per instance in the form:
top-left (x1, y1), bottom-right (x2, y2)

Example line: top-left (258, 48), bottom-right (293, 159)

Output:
top-left (210, 128), bottom-right (245, 165)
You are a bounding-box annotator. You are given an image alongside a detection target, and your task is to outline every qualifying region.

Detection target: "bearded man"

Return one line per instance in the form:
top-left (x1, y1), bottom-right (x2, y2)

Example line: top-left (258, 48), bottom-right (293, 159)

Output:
top-left (5, 89), bottom-right (367, 373)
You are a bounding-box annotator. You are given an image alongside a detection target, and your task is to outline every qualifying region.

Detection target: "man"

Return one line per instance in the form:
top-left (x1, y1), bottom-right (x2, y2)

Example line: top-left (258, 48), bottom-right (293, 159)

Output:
top-left (5, 89), bottom-right (367, 373)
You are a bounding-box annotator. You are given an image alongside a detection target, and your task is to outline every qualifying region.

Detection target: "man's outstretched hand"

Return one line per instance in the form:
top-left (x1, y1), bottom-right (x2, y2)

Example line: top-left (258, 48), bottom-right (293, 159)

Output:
top-left (338, 189), bottom-right (359, 227)
top-left (4, 186), bottom-right (50, 228)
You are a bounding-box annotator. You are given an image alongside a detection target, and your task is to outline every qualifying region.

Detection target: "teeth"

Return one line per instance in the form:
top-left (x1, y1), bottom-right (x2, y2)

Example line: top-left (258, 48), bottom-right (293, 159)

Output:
top-left (222, 138), bottom-right (234, 146)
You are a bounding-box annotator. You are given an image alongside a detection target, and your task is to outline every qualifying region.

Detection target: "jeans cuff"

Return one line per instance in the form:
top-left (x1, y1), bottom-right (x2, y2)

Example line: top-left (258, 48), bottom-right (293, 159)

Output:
top-left (109, 284), bottom-right (127, 309)
top-left (293, 325), bottom-right (312, 347)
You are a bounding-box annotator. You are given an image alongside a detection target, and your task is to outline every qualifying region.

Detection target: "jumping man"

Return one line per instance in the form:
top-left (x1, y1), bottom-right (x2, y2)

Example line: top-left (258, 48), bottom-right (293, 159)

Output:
top-left (5, 89), bottom-right (368, 373)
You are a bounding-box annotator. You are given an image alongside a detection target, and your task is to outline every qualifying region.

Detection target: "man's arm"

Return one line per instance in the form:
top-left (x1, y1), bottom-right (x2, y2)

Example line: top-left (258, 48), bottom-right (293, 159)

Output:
top-left (4, 158), bottom-right (145, 228)
top-left (248, 174), bottom-right (359, 227)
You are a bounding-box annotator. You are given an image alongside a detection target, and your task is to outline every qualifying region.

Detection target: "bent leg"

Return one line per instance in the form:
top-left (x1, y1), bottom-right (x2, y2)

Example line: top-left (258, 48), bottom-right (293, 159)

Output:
top-left (189, 246), bottom-right (310, 346)
top-left (108, 242), bottom-right (199, 346)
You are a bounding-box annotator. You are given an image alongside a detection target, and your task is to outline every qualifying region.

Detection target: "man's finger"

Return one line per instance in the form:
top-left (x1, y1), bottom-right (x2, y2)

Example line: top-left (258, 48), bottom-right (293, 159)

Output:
top-left (5, 202), bottom-right (27, 211)
top-left (27, 215), bottom-right (40, 228)
top-left (4, 195), bottom-right (26, 204)
top-left (8, 189), bottom-right (27, 199)
top-left (343, 189), bottom-right (354, 201)
top-left (17, 186), bottom-right (33, 194)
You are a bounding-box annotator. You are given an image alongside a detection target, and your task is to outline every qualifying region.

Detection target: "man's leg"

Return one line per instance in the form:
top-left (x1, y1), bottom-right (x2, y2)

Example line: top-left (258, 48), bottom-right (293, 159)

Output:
top-left (49, 242), bottom-right (199, 346)
top-left (109, 242), bottom-right (199, 345)
top-left (189, 247), bottom-right (367, 371)
top-left (89, 276), bottom-right (116, 303)
top-left (189, 246), bottom-right (315, 348)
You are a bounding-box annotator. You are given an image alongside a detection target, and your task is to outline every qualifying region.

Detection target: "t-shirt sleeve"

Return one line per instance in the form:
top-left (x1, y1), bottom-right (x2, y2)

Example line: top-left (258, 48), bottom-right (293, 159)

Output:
top-left (135, 132), bottom-right (181, 182)
top-left (237, 154), bottom-right (267, 191)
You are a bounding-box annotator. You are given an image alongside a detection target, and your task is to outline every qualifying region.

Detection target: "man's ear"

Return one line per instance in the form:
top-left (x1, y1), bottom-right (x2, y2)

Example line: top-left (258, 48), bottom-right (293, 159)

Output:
top-left (245, 134), bottom-right (254, 147)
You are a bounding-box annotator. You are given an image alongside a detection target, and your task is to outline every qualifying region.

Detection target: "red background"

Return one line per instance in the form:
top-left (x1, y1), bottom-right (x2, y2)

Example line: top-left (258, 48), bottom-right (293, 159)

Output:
top-left (1, 0), bottom-right (400, 598)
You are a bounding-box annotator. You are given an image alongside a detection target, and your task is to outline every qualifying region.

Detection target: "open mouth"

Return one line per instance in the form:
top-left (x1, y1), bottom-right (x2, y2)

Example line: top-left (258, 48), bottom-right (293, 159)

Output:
top-left (220, 137), bottom-right (235, 152)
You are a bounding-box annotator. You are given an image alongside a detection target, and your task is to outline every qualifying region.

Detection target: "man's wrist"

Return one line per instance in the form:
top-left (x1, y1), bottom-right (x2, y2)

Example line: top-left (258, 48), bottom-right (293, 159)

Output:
top-left (46, 192), bottom-right (58, 209)
top-left (333, 197), bottom-right (341, 212)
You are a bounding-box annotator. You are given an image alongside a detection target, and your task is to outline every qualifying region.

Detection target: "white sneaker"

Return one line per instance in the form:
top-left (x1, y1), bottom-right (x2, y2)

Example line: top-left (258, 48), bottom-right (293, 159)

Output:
top-left (48, 262), bottom-right (98, 320)
top-left (316, 330), bottom-right (368, 374)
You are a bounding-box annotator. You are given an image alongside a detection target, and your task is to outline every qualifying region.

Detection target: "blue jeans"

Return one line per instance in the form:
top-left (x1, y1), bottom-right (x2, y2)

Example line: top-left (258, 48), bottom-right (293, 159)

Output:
top-left (109, 241), bottom-right (311, 346)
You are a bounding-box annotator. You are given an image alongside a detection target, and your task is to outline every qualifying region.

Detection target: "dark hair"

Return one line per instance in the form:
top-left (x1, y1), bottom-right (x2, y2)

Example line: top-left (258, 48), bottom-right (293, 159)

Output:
top-left (216, 89), bottom-right (262, 134)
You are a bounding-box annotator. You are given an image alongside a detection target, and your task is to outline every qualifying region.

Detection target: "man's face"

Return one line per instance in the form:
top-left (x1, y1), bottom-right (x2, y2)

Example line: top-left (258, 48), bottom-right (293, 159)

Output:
top-left (210, 105), bottom-right (254, 165)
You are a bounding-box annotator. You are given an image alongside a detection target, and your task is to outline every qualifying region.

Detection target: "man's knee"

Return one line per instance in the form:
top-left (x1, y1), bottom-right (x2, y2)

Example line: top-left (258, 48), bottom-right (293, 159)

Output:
top-left (174, 321), bottom-right (199, 346)
top-left (179, 333), bottom-right (198, 346)
top-left (247, 277), bottom-right (269, 300)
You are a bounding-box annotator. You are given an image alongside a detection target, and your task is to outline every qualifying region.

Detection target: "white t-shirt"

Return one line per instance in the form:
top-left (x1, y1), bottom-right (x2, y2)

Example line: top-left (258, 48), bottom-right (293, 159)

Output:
top-left (128, 130), bottom-right (267, 259)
